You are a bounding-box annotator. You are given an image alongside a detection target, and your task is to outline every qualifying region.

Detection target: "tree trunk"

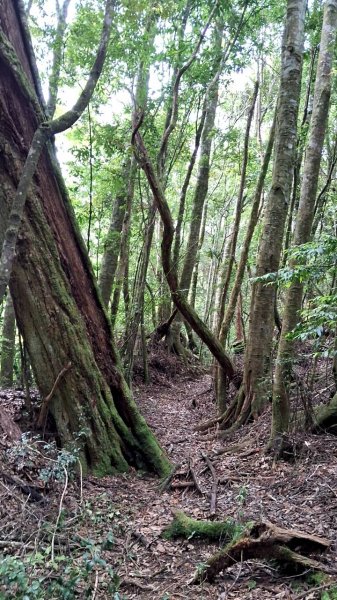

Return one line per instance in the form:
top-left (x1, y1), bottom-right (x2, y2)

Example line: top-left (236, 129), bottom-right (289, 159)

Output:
top-left (110, 171), bottom-right (135, 327)
top-left (239, 0), bottom-right (306, 424)
top-left (214, 82), bottom-right (259, 413)
top-left (0, 293), bottom-right (16, 387)
top-left (169, 23), bottom-right (223, 355)
top-left (0, 0), bottom-right (169, 477)
top-left (271, 0), bottom-right (337, 447)
top-left (122, 201), bottom-right (156, 383)
top-left (98, 159), bottom-right (135, 308)
top-left (217, 115), bottom-right (275, 347)
top-left (217, 82), bottom-right (258, 336)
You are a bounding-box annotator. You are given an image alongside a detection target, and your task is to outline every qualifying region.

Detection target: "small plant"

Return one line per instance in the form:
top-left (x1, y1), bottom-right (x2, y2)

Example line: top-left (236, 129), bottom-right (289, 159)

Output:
top-left (0, 546), bottom-right (120, 599)
top-left (247, 579), bottom-right (257, 590)
top-left (236, 485), bottom-right (248, 506)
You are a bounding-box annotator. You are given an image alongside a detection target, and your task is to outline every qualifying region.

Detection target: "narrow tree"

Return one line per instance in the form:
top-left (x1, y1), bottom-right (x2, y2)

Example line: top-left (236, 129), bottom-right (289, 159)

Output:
top-left (233, 0), bottom-right (306, 426)
top-left (0, 294), bottom-right (16, 387)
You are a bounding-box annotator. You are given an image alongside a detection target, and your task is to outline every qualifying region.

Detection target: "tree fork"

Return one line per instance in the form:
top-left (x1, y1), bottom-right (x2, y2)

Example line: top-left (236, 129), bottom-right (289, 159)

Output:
top-left (132, 126), bottom-right (235, 380)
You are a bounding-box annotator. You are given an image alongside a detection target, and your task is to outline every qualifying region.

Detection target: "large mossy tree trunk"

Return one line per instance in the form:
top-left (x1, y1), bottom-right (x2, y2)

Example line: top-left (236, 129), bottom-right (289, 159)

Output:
top-left (0, 293), bottom-right (16, 387)
top-left (237, 0), bottom-right (306, 424)
top-left (271, 0), bottom-right (337, 447)
top-left (0, 0), bottom-right (169, 477)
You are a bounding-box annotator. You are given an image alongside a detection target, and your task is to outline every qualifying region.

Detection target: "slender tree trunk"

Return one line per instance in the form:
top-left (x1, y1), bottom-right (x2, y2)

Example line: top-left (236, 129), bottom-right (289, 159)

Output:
top-left (218, 115), bottom-right (276, 346)
top-left (172, 102), bottom-right (206, 270)
top-left (98, 158), bottom-right (135, 307)
top-left (132, 127), bottom-right (235, 380)
top-left (271, 0), bottom-right (337, 447)
top-left (169, 24), bottom-right (223, 355)
top-left (283, 44), bottom-right (318, 263)
top-left (122, 201), bottom-right (156, 383)
top-left (46, 0), bottom-right (71, 118)
top-left (0, 0), bottom-right (169, 476)
top-left (239, 0), bottom-right (306, 424)
top-left (110, 167), bottom-right (135, 327)
top-left (0, 293), bottom-right (16, 387)
top-left (214, 83), bottom-right (259, 413)
top-left (217, 82), bottom-right (258, 334)
top-left (190, 200), bottom-right (208, 310)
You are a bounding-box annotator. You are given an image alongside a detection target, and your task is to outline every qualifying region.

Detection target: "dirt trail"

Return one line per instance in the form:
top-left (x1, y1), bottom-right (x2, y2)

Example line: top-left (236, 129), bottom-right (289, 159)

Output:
top-left (84, 372), bottom-right (337, 598)
top-left (1, 372), bottom-right (337, 598)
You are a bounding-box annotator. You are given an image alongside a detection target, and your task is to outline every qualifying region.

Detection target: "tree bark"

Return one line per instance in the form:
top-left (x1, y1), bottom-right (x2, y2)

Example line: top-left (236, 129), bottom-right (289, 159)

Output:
top-left (239, 0), bottom-right (306, 423)
top-left (271, 0), bottom-right (337, 446)
top-left (98, 158), bottom-right (135, 307)
top-left (0, 0), bottom-right (169, 477)
top-left (0, 0), bottom-right (115, 306)
top-left (0, 293), bottom-right (16, 387)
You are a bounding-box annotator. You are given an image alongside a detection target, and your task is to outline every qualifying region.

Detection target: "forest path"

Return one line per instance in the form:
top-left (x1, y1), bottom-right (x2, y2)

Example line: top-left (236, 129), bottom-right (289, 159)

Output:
top-left (83, 371), bottom-right (337, 599)
top-left (1, 371), bottom-right (337, 598)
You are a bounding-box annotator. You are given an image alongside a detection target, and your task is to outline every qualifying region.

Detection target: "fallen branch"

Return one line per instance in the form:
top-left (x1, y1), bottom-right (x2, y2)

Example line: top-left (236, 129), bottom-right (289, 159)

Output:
top-left (192, 520), bottom-right (331, 583)
top-left (37, 361), bottom-right (72, 428)
top-left (162, 510), bottom-right (243, 541)
top-left (188, 461), bottom-right (203, 496)
top-left (201, 452), bottom-right (218, 515)
top-left (159, 463), bottom-right (181, 493)
top-left (0, 470), bottom-right (44, 503)
top-left (171, 481), bottom-right (194, 489)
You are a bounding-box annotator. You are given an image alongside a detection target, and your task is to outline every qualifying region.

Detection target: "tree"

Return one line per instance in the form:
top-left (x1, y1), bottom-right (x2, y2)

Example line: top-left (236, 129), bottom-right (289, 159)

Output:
top-left (0, 293), bottom-right (16, 387)
top-left (0, 0), bottom-right (169, 476)
top-left (231, 0), bottom-right (307, 427)
top-left (271, 0), bottom-right (337, 449)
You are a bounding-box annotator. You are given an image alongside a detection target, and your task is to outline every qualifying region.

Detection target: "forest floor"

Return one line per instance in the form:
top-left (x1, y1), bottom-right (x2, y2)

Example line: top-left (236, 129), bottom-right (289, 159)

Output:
top-left (1, 356), bottom-right (337, 599)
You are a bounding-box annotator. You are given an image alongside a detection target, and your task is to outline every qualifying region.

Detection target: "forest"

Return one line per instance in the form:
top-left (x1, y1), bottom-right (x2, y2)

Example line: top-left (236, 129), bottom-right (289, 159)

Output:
top-left (0, 0), bottom-right (337, 597)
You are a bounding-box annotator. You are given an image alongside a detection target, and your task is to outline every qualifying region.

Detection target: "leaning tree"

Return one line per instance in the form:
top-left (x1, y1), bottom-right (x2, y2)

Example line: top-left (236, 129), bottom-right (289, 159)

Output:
top-left (0, 0), bottom-right (169, 476)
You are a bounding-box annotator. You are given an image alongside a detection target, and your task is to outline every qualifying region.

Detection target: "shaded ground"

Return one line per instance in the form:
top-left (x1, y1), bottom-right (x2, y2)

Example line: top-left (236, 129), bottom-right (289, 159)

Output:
top-left (1, 364), bottom-right (337, 598)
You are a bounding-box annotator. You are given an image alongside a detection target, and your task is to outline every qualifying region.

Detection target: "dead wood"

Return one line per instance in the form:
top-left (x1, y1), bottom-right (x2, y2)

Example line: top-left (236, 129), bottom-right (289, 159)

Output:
top-left (158, 463), bottom-right (181, 493)
top-left (192, 520), bottom-right (331, 583)
top-left (188, 462), bottom-right (203, 495)
top-left (148, 309), bottom-right (178, 347)
top-left (37, 361), bottom-right (72, 428)
top-left (201, 451), bottom-right (218, 515)
top-left (171, 481), bottom-right (195, 489)
top-left (0, 470), bottom-right (45, 503)
top-left (0, 409), bottom-right (21, 442)
top-left (162, 510), bottom-right (242, 541)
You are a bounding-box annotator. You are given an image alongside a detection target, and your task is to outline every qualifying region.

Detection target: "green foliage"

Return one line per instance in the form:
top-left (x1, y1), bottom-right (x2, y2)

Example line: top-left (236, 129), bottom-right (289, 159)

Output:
top-left (0, 472), bottom-right (122, 599)
top-left (0, 547), bottom-right (120, 599)
top-left (253, 237), bottom-right (337, 348)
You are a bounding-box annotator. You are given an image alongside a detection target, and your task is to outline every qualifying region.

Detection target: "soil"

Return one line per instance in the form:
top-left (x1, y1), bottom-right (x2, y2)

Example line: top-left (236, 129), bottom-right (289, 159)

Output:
top-left (1, 357), bottom-right (337, 599)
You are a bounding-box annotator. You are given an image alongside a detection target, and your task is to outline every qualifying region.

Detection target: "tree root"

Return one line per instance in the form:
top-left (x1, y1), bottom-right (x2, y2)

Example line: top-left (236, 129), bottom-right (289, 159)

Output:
top-left (191, 520), bottom-right (331, 583)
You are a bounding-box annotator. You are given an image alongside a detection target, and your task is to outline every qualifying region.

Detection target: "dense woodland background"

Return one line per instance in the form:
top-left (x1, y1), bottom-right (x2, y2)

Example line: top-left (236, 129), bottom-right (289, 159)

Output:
top-left (1, 0), bottom-right (337, 597)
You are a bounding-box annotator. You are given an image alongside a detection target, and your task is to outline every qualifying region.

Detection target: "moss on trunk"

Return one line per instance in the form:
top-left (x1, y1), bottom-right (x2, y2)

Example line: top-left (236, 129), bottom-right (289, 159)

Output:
top-left (0, 0), bottom-right (170, 477)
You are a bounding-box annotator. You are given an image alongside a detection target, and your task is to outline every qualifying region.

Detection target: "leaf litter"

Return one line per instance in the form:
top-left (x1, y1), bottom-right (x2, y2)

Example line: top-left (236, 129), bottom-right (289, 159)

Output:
top-left (0, 364), bottom-right (337, 599)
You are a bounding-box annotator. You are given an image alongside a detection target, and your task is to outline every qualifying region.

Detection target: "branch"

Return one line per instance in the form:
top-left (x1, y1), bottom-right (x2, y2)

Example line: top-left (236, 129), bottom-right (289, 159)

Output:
top-left (37, 362), bottom-right (72, 428)
top-left (132, 125), bottom-right (234, 379)
top-left (157, 0), bottom-right (219, 174)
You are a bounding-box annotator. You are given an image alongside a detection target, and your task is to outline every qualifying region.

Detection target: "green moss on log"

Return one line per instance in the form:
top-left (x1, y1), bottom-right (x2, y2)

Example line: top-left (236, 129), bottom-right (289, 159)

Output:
top-left (162, 511), bottom-right (247, 541)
